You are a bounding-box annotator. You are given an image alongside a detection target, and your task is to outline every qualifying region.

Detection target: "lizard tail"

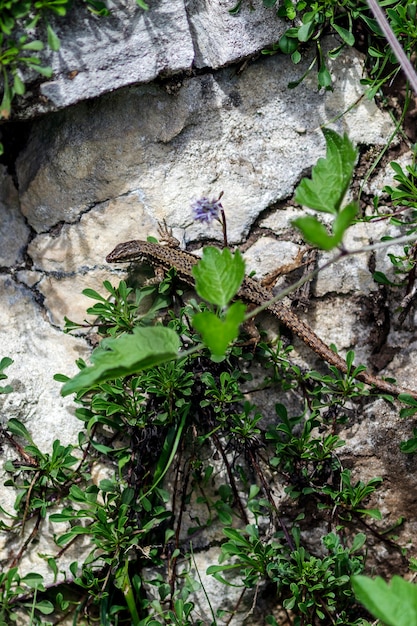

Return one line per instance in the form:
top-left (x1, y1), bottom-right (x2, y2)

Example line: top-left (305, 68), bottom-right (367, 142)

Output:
top-left (269, 303), bottom-right (417, 400)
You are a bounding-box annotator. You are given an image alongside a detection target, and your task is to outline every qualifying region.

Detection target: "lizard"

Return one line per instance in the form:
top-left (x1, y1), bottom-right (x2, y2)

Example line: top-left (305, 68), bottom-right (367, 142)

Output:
top-left (106, 238), bottom-right (417, 400)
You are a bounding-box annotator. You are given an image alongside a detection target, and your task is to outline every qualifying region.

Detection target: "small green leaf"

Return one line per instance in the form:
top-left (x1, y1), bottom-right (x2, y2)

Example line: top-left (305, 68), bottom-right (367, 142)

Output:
top-left (192, 302), bottom-right (246, 357)
top-left (7, 418), bottom-right (34, 444)
top-left (298, 20), bottom-right (315, 42)
top-left (318, 63), bottom-right (332, 89)
top-left (13, 74), bottom-right (25, 95)
top-left (400, 437), bottom-right (417, 453)
top-left (32, 65), bottom-right (53, 78)
top-left (21, 573), bottom-right (44, 588)
top-left (295, 129), bottom-right (357, 214)
top-left (229, 0), bottom-right (242, 13)
top-left (292, 216), bottom-right (336, 250)
top-left (279, 33), bottom-right (299, 55)
top-left (21, 40), bottom-right (44, 51)
top-left (399, 394), bottom-right (417, 407)
top-left (47, 23), bottom-right (60, 51)
top-left (193, 247), bottom-right (245, 307)
top-left (332, 22), bottom-right (355, 46)
top-left (61, 327), bottom-right (180, 395)
top-left (373, 271), bottom-right (396, 286)
top-left (332, 201), bottom-right (358, 239)
top-left (33, 600), bottom-right (54, 614)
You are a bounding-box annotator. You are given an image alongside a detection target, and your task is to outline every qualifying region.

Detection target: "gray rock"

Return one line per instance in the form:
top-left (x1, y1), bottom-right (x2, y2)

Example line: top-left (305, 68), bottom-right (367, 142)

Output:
top-left (17, 42), bottom-right (395, 239)
top-left (0, 167), bottom-right (29, 265)
top-left (11, 0), bottom-right (287, 116)
top-left (186, 0), bottom-right (286, 69)
top-left (25, 0), bottom-right (194, 112)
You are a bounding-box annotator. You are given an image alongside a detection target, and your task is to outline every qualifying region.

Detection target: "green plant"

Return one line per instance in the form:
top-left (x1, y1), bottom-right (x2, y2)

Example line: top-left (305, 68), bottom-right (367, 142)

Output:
top-left (256, 0), bottom-right (417, 98)
top-left (3, 126), bottom-right (417, 624)
top-left (0, 568), bottom-right (53, 624)
top-left (208, 525), bottom-right (366, 624)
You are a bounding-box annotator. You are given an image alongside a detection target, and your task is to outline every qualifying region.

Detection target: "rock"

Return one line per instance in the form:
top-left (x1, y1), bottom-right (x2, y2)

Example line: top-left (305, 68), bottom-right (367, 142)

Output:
top-left (21, 0), bottom-right (195, 114)
top-left (187, 0), bottom-right (286, 69)
top-left (17, 42), bottom-right (395, 240)
top-left (0, 277), bottom-right (88, 448)
top-left (0, 167), bottom-right (29, 266)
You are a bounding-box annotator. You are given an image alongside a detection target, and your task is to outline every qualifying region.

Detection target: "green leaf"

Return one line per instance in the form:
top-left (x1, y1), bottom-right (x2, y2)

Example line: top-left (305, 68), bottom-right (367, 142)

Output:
top-left (279, 33), bottom-right (299, 55)
top-left (192, 302), bottom-right (246, 357)
top-left (7, 418), bottom-right (34, 444)
top-left (21, 573), bottom-right (44, 588)
top-left (298, 20), bottom-right (315, 42)
top-left (332, 201), bottom-right (358, 239)
top-left (373, 271), bottom-right (395, 285)
top-left (32, 65), bottom-right (53, 77)
top-left (193, 247), bottom-right (245, 307)
top-left (13, 74), bottom-right (25, 95)
top-left (0, 356), bottom-right (13, 393)
top-left (399, 394), bottom-right (417, 407)
top-left (0, 356), bottom-right (13, 373)
top-left (332, 22), bottom-right (355, 46)
top-left (47, 23), bottom-right (61, 51)
top-left (400, 435), bottom-right (417, 453)
top-left (292, 216), bottom-right (336, 250)
top-left (32, 600), bottom-right (54, 614)
top-left (229, 0), bottom-right (242, 13)
top-left (21, 40), bottom-right (44, 51)
top-left (318, 63), bottom-right (332, 89)
top-left (295, 129), bottom-right (357, 214)
top-left (61, 327), bottom-right (180, 396)
top-left (352, 575), bottom-right (417, 626)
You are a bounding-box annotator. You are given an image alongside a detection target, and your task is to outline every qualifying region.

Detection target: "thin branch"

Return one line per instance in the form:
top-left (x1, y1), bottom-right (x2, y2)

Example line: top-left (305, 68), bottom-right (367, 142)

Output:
top-left (366, 0), bottom-right (417, 95)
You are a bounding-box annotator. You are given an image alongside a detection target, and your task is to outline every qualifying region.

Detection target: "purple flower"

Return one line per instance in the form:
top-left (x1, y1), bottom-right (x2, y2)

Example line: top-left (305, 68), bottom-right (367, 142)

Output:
top-left (191, 195), bottom-right (223, 224)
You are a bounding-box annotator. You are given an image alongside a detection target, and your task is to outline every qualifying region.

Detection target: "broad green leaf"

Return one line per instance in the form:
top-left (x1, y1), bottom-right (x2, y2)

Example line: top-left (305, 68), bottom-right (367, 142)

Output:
top-left (61, 326), bottom-right (180, 396)
top-left (295, 129), bottom-right (357, 214)
top-left (192, 302), bottom-right (246, 357)
top-left (352, 575), bottom-right (417, 626)
top-left (193, 247), bottom-right (245, 307)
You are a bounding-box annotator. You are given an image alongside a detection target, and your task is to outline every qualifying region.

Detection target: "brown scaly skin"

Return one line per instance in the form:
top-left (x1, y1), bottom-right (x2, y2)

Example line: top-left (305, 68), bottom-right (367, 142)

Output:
top-left (106, 239), bottom-right (417, 400)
